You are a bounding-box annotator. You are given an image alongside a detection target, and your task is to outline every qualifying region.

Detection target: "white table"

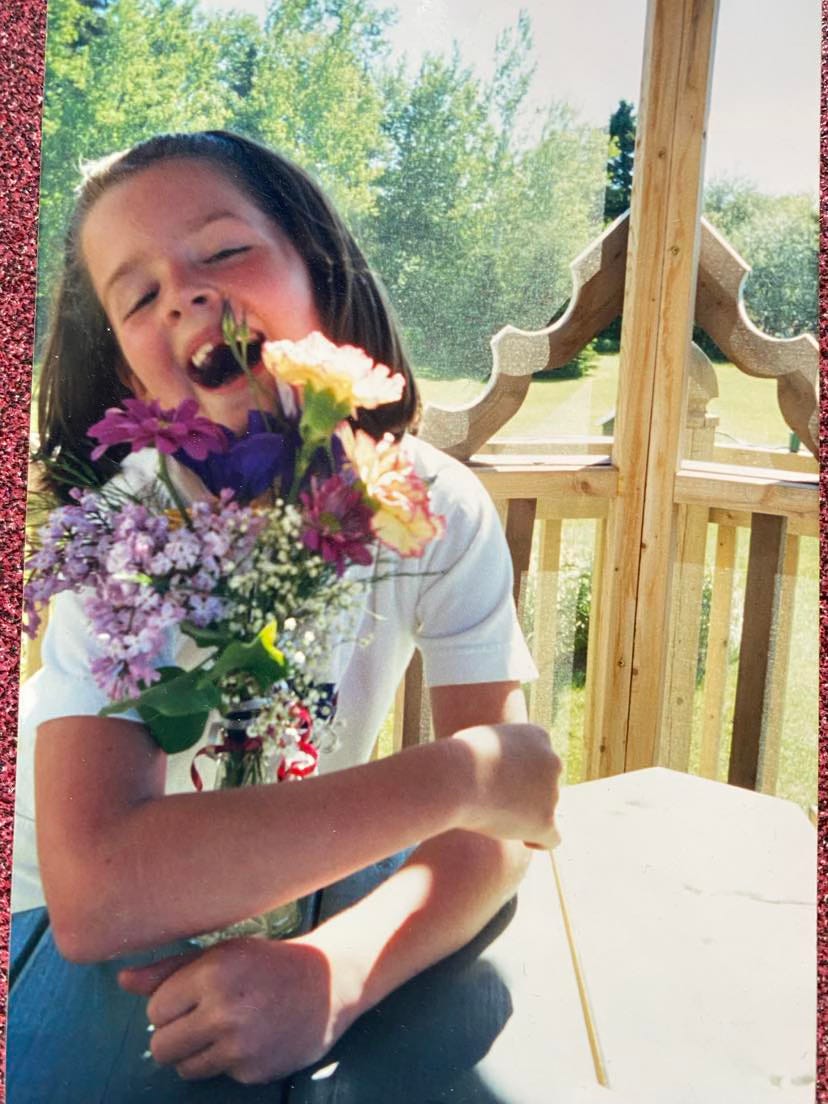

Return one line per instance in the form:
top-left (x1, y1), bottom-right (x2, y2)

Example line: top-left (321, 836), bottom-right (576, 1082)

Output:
top-left (8, 767), bottom-right (815, 1102)
top-left (553, 767), bottom-right (816, 1102)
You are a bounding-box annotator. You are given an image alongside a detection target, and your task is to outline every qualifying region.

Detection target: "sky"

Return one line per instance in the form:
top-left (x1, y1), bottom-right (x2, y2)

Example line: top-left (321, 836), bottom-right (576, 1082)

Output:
top-left (199, 0), bottom-right (819, 198)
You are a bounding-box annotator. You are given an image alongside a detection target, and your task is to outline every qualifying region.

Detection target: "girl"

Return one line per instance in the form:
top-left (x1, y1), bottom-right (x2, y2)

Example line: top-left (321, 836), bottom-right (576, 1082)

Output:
top-left (15, 130), bottom-right (561, 1085)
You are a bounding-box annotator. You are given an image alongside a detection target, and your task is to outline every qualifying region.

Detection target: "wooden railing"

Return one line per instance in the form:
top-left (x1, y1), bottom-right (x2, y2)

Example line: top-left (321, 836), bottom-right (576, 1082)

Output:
top-left (386, 446), bottom-right (817, 805)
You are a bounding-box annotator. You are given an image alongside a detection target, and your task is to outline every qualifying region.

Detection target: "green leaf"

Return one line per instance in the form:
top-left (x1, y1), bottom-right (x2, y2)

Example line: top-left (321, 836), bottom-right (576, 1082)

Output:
top-left (100, 697), bottom-right (141, 718)
top-left (136, 668), bottom-right (222, 717)
top-left (180, 621), bottom-right (232, 649)
top-left (201, 634), bottom-right (287, 692)
top-left (138, 705), bottom-right (211, 755)
top-left (98, 666), bottom-right (186, 717)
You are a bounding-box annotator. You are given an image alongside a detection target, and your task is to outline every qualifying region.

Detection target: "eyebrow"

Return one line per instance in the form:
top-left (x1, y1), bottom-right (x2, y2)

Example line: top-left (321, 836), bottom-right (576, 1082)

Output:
top-left (102, 210), bottom-right (244, 300)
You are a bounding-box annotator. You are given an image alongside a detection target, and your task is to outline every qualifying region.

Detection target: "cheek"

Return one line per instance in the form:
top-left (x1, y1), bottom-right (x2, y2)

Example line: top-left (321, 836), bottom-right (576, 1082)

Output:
top-left (111, 336), bottom-right (148, 397)
top-left (116, 363), bottom-right (144, 397)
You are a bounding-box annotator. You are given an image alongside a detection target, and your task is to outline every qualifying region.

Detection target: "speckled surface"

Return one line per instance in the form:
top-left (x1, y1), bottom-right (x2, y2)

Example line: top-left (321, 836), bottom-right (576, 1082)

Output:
top-left (0, 2), bottom-right (824, 1101)
top-left (818, 3), bottom-right (827, 1099)
top-left (0, 0), bottom-right (45, 1094)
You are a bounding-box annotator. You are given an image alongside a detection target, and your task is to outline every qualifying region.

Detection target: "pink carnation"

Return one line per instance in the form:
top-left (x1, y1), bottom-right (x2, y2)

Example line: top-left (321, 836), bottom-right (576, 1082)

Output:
top-left (339, 427), bottom-right (445, 558)
top-left (300, 473), bottom-right (375, 575)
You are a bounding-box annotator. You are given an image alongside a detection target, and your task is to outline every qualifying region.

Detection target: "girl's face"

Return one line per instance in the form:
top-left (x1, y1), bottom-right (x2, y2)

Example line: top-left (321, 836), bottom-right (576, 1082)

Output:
top-left (81, 158), bottom-right (323, 433)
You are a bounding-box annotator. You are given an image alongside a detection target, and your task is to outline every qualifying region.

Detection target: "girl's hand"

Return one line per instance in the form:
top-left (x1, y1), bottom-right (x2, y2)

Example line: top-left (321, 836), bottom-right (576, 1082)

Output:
top-left (118, 937), bottom-right (359, 1084)
top-left (451, 723), bottom-right (562, 850)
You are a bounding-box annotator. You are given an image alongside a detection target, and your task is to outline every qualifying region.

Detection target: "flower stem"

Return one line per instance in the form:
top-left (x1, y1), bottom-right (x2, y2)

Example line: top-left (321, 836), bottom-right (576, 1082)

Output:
top-left (222, 302), bottom-right (270, 425)
top-left (157, 453), bottom-right (193, 528)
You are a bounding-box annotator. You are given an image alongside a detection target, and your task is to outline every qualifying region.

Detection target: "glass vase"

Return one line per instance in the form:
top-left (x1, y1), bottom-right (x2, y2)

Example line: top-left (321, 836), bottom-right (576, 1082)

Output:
top-left (190, 700), bottom-right (311, 947)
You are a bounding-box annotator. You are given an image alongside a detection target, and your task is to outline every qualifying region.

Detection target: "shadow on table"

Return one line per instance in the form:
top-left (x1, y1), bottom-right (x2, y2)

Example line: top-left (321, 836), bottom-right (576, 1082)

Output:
top-left (290, 899), bottom-right (518, 1104)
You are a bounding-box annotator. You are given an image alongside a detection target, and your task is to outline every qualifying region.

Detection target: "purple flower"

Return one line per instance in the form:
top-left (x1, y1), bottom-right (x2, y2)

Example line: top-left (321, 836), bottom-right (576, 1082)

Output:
top-left (300, 473), bottom-right (375, 576)
top-left (88, 398), bottom-right (228, 461)
top-left (174, 410), bottom-right (299, 501)
top-left (174, 411), bottom-right (347, 503)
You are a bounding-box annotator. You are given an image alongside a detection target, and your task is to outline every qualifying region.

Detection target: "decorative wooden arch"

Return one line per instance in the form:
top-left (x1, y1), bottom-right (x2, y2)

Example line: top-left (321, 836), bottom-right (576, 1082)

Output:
top-left (418, 215), bottom-right (818, 459)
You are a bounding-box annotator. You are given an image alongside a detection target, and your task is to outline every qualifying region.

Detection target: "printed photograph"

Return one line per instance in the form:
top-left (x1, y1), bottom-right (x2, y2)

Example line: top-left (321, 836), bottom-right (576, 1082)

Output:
top-left (7, 0), bottom-right (819, 1100)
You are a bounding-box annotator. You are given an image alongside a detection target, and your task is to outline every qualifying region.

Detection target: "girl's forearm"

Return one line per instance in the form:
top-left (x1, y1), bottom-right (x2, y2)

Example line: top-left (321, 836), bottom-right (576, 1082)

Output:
top-left (41, 738), bottom-right (476, 962)
top-left (302, 830), bottom-right (531, 1033)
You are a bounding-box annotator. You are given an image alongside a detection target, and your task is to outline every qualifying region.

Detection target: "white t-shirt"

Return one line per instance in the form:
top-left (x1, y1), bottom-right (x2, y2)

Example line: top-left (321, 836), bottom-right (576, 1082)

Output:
top-left (12, 435), bottom-right (537, 911)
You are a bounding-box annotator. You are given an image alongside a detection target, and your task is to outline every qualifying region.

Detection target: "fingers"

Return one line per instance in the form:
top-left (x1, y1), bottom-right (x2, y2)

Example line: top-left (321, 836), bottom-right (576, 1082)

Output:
top-left (150, 1009), bottom-right (218, 1072)
top-left (118, 951), bottom-right (202, 997)
top-left (151, 1017), bottom-right (238, 1082)
top-left (174, 1044), bottom-right (231, 1082)
top-left (145, 961), bottom-right (204, 1029)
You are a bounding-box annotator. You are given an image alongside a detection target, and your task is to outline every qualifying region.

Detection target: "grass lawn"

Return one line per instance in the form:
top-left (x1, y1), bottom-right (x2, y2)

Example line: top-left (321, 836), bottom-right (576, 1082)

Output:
top-left (410, 357), bottom-right (817, 811)
top-left (418, 354), bottom-right (806, 452)
top-left (418, 354), bottom-right (621, 440)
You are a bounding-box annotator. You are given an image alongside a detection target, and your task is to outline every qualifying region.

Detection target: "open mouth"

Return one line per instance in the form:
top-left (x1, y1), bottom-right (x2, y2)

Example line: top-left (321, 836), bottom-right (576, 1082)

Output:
top-left (187, 335), bottom-right (264, 390)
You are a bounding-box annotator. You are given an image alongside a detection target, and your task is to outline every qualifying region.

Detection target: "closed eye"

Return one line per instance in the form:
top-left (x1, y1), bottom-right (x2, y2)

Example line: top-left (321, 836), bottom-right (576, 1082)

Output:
top-left (206, 246), bottom-right (251, 263)
top-left (125, 287), bottom-right (157, 318)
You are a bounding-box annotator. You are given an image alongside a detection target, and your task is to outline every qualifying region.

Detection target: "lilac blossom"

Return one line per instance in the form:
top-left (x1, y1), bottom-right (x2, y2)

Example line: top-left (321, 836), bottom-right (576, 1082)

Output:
top-left (24, 482), bottom-right (268, 702)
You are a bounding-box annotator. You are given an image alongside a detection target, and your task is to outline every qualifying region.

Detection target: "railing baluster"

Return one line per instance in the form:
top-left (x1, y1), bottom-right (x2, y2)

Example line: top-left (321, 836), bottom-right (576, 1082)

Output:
top-left (505, 498), bottom-right (537, 613)
top-left (728, 513), bottom-right (788, 790)
top-left (528, 517), bottom-right (563, 730)
top-left (698, 522), bottom-right (737, 779)
top-left (757, 533), bottom-right (800, 794)
top-left (660, 503), bottom-right (709, 770)
top-left (398, 649), bottom-right (431, 750)
top-left (583, 519), bottom-right (607, 782)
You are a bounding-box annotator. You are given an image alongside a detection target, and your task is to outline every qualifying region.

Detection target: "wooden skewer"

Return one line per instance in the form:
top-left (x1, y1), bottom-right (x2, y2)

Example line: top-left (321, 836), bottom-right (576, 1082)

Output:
top-left (550, 849), bottom-right (609, 1088)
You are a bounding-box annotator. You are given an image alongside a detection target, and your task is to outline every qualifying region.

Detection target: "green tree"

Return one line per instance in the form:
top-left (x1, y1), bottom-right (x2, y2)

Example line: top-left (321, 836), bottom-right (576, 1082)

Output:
top-left (36, 0), bottom-right (391, 342)
top-left (368, 20), bottom-right (606, 380)
top-left (704, 179), bottom-right (817, 339)
top-left (604, 99), bottom-right (636, 223)
top-left (367, 49), bottom-right (500, 374)
top-left (593, 100), bottom-right (637, 352)
top-left (237, 0), bottom-right (392, 221)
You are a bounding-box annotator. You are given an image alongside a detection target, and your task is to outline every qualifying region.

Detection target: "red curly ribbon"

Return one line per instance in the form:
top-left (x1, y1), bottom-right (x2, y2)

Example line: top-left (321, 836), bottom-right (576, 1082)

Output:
top-left (277, 738), bottom-right (319, 781)
top-left (190, 735), bottom-right (264, 792)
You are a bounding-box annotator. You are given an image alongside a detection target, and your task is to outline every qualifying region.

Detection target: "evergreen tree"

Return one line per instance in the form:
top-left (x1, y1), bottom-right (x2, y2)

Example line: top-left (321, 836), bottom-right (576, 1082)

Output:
top-left (596, 100), bottom-right (636, 351)
top-left (604, 99), bottom-right (636, 223)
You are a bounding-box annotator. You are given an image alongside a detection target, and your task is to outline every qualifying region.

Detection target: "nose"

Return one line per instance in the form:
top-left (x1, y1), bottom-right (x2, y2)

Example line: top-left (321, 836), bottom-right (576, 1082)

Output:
top-left (161, 263), bottom-right (221, 320)
top-left (165, 288), bottom-right (220, 320)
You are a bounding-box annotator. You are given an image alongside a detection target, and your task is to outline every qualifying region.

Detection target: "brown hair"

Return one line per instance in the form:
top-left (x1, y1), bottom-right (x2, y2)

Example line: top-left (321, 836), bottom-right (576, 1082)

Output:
top-left (37, 130), bottom-right (419, 499)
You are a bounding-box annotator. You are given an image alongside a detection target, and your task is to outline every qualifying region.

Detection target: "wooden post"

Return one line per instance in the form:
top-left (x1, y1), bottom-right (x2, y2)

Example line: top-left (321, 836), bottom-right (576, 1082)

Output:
top-left (728, 513), bottom-right (788, 789)
top-left (585, 0), bottom-right (719, 775)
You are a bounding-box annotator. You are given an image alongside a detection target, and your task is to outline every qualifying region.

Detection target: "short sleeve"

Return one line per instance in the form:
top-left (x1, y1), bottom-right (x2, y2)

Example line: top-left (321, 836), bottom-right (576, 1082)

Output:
top-left (409, 444), bottom-right (538, 688)
top-left (20, 588), bottom-right (175, 731)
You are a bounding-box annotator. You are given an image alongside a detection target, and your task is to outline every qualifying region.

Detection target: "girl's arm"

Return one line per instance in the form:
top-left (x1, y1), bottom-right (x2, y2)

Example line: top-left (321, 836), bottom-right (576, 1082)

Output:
top-left (119, 680), bottom-right (560, 1085)
top-left (301, 679), bottom-right (547, 1015)
top-left (36, 702), bottom-right (559, 963)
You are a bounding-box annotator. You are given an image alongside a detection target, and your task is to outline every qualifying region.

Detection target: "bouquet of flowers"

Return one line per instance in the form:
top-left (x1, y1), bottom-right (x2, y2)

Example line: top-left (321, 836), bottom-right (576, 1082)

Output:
top-left (23, 314), bottom-right (444, 797)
